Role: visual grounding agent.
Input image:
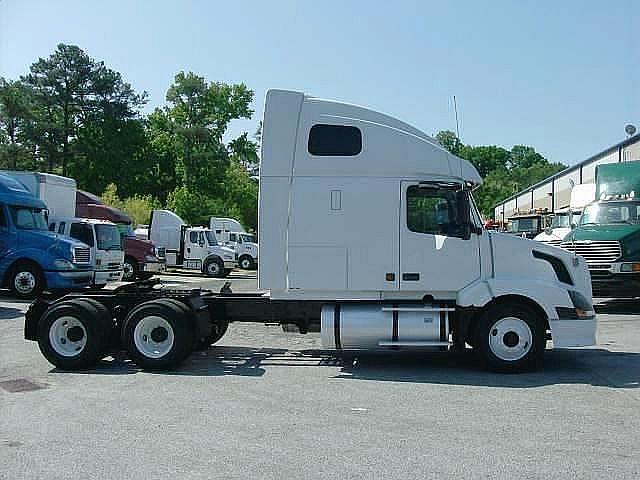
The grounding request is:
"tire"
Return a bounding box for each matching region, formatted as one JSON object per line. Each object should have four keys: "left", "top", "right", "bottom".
{"left": 238, "top": 255, "right": 255, "bottom": 270}
{"left": 203, "top": 257, "right": 225, "bottom": 278}
{"left": 474, "top": 302, "right": 545, "bottom": 373}
{"left": 122, "top": 256, "right": 137, "bottom": 281}
{"left": 9, "top": 263, "right": 44, "bottom": 299}
{"left": 197, "top": 320, "right": 229, "bottom": 349}
{"left": 71, "top": 298, "right": 114, "bottom": 356}
{"left": 122, "top": 299, "right": 194, "bottom": 370}
{"left": 37, "top": 298, "right": 111, "bottom": 370}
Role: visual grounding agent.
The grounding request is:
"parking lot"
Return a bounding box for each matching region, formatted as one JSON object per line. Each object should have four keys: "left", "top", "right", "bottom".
{"left": 1, "top": 271, "right": 639, "bottom": 480}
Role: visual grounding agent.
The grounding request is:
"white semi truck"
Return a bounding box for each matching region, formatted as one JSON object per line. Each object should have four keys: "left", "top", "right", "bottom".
{"left": 149, "top": 210, "right": 236, "bottom": 277}
{"left": 210, "top": 217, "right": 258, "bottom": 270}
{"left": 25, "top": 90, "right": 596, "bottom": 373}
{"left": 534, "top": 183, "right": 595, "bottom": 246}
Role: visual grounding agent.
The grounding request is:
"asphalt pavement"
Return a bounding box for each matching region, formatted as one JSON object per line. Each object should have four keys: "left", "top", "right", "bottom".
{"left": 1, "top": 271, "right": 639, "bottom": 479}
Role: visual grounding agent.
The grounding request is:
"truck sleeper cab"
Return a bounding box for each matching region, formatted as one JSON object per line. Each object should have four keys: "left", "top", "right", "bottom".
{"left": 0, "top": 173, "right": 93, "bottom": 298}
{"left": 25, "top": 90, "right": 596, "bottom": 373}
{"left": 49, "top": 218, "right": 124, "bottom": 288}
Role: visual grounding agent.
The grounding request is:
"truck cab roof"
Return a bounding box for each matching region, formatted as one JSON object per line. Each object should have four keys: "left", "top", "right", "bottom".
{"left": 0, "top": 173, "right": 46, "bottom": 209}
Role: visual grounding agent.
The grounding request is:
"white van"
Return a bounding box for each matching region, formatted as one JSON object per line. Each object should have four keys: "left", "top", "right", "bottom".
{"left": 49, "top": 217, "right": 125, "bottom": 287}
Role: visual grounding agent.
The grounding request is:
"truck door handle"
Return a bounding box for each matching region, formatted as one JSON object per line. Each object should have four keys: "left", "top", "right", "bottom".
{"left": 402, "top": 273, "right": 420, "bottom": 281}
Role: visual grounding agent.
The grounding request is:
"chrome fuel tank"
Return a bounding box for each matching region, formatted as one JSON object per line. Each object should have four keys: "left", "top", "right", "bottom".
{"left": 320, "top": 304, "right": 450, "bottom": 350}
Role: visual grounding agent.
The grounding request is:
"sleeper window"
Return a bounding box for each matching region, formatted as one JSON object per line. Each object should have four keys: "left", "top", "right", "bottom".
{"left": 308, "top": 124, "right": 362, "bottom": 156}
{"left": 407, "top": 186, "right": 461, "bottom": 237}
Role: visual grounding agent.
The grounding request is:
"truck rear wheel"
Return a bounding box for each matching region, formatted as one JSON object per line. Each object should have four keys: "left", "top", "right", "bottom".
{"left": 37, "top": 298, "right": 111, "bottom": 370}
{"left": 10, "top": 263, "right": 44, "bottom": 299}
{"left": 122, "top": 300, "right": 194, "bottom": 370}
{"left": 474, "top": 303, "right": 545, "bottom": 373}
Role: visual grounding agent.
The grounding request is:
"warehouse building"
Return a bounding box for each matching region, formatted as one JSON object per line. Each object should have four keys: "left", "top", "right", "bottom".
{"left": 493, "top": 133, "right": 640, "bottom": 222}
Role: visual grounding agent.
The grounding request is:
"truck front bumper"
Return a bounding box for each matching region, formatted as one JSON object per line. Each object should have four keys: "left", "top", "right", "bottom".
{"left": 94, "top": 269, "right": 124, "bottom": 286}
{"left": 44, "top": 269, "right": 94, "bottom": 290}
{"left": 590, "top": 270, "right": 640, "bottom": 298}
{"left": 141, "top": 261, "right": 166, "bottom": 273}
{"left": 549, "top": 318, "right": 597, "bottom": 347}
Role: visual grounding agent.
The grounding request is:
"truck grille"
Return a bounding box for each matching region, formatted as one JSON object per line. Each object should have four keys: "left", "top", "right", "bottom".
{"left": 74, "top": 247, "right": 91, "bottom": 264}
{"left": 542, "top": 239, "right": 563, "bottom": 247}
{"left": 107, "top": 263, "right": 121, "bottom": 270}
{"left": 559, "top": 240, "right": 622, "bottom": 265}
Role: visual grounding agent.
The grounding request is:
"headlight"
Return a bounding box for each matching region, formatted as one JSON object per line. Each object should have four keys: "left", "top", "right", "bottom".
{"left": 53, "top": 259, "right": 75, "bottom": 270}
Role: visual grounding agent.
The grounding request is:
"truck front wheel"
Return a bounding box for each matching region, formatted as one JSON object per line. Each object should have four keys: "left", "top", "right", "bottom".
{"left": 203, "top": 258, "right": 225, "bottom": 278}
{"left": 122, "top": 256, "right": 138, "bottom": 281}
{"left": 474, "top": 303, "right": 545, "bottom": 373}
{"left": 238, "top": 255, "right": 255, "bottom": 270}
{"left": 10, "top": 263, "right": 44, "bottom": 299}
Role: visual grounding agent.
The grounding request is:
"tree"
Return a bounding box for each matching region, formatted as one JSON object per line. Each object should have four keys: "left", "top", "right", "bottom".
{"left": 0, "top": 79, "right": 34, "bottom": 169}
{"left": 435, "top": 130, "right": 462, "bottom": 156}
{"left": 21, "top": 43, "right": 146, "bottom": 175}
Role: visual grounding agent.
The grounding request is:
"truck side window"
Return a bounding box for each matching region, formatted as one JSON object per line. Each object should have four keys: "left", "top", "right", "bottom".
{"left": 407, "top": 186, "right": 460, "bottom": 237}
{"left": 0, "top": 205, "right": 6, "bottom": 228}
{"left": 58, "top": 222, "right": 66, "bottom": 234}
{"left": 70, "top": 223, "right": 94, "bottom": 247}
{"left": 49, "top": 223, "right": 56, "bottom": 232}
{"left": 308, "top": 124, "right": 362, "bottom": 156}
{"left": 229, "top": 233, "right": 236, "bottom": 242}
{"left": 189, "top": 231, "right": 198, "bottom": 244}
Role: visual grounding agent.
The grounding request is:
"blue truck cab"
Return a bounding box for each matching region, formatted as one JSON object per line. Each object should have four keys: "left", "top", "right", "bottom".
{"left": 0, "top": 173, "right": 93, "bottom": 297}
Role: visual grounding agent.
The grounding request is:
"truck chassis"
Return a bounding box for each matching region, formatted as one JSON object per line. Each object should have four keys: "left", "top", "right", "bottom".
{"left": 25, "top": 280, "right": 495, "bottom": 372}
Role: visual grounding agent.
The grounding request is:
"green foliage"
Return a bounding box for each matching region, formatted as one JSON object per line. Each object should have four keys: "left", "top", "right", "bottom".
{"left": 100, "top": 183, "right": 160, "bottom": 226}
{"left": 435, "top": 131, "right": 566, "bottom": 217}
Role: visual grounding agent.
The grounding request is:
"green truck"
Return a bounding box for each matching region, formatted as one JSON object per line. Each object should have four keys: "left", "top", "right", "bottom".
{"left": 561, "top": 160, "right": 640, "bottom": 297}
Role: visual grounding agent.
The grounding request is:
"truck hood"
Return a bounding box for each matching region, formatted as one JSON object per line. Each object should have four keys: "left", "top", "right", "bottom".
{"left": 534, "top": 228, "right": 571, "bottom": 243}
{"left": 564, "top": 224, "right": 639, "bottom": 242}
{"left": 19, "top": 229, "right": 88, "bottom": 260}
{"left": 489, "top": 231, "right": 592, "bottom": 297}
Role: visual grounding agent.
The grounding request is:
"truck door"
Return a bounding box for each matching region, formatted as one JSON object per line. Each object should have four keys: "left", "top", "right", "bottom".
{"left": 183, "top": 230, "right": 206, "bottom": 269}
{"left": 400, "top": 181, "right": 481, "bottom": 292}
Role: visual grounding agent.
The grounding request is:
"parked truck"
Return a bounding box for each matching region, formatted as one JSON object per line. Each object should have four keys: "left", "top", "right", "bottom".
{"left": 506, "top": 210, "right": 548, "bottom": 239}
{"left": 1, "top": 170, "right": 76, "bottom": 219}
{"left": 25, "top": 90, "right": 596, "bottom": 373}
{"left": 535, "top": 183, "right": 595, "bottom": 246}
{"left": 76, "top": 190, "right": 165, "bottom": 281}
{"left": 561, "top": 161, "right": 640, "bottom": 296}
{"left": 210, "top": 217, "right": 258, "bottom": 270}
{"left": 49, "top": 217, "right": 124, "bottom": 288}
{"left": 0, "top": 173, "right": 93, "bottom": 297}
{"left": 149, "top": 210, "right": 236, "bottom": 277}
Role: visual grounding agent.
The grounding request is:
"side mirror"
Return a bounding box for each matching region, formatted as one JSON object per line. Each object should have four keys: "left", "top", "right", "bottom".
{"left": 571, "top": 223, "right": 577, "bottom": 230}
{"left": 456, "top": 190, "right": 472, "bottom": 240}
{"left": 544, "top": 226, "right": 553, "bottom": 235}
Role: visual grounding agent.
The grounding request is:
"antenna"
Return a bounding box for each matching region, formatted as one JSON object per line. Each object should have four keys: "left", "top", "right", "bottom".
{"left": 453, "top": 95, "right": 460, "bottom": 139}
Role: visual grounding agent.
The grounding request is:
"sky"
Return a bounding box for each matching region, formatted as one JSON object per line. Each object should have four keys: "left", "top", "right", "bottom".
{"left": 0, "top": 0, "right": 638, "bottom": 166}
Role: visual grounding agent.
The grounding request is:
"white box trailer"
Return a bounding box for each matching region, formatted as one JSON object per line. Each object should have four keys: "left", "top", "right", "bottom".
{"left": 25, "top": 90, "right": 597, "bottom": 374}
{"left": 1, "top": 171, "right": 76, "bottom": 219}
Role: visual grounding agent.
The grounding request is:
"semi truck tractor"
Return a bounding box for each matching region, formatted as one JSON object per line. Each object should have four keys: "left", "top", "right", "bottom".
{"left": 561, "top": 161, "right": 640, "bottom": 296}
{"left": 49, "top": 218, "right": 124, "bottom": 288}
{"left": 149, "top": 210, "right": 236, "bottom": 277}
{"left": 506, "top": 211, "right": 547, "bottom": 239}
{"left": 25, "top": 90, "right": 596, "bottom": 373}
{"left": 535, "top": 183, "right": 595, "bottom": 246}
{"left": 210, "top": 217, "right": 258, "bottom": 270}
{"left": 76, "top": 190, "right": 165, "bottom": 281}
{"left": 0, "top": 173, "right": 93, "bottom": 297}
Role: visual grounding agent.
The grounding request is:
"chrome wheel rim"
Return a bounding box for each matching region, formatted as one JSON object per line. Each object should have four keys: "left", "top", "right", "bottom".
{"left": 488, "top": 317, "right": 533, "bottom": 362}
{"left": 122, "top": 262, "right": 134, "bottom": 280}
{"left": 206, "top": 262, "right": 221, "bottom": 276}
{"left": 133, "top": 316, "right": 174, "bottom": 359}
{"left": 240, "top": 258, "right": 251, "bottom": 269}
{"left": 49, "top": 316, "right": 87, "bottom": 357}
{"left": 14, "top": 271, "right": 36, "bottom": 294}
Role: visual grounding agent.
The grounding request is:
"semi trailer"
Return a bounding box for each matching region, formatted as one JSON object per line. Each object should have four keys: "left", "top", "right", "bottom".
{"left": 25, "top": 90, "right": 597, "bottom": 373}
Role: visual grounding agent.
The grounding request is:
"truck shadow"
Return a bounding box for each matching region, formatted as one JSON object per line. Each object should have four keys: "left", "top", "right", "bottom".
{"left": 57, "top": 346, "right": 640, "bottom": 389}
{"left": 0, "top": 307, "right": 25, "bottom": 320}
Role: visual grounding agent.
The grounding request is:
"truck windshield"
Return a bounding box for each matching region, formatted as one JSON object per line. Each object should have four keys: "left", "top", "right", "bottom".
{"left": 95, "top": 224, "right": 123, "bottom": 250}
{"left": 115, "top": 223, "right": 135, "bottom": 238}
{"left": 551, "top": 213, "right": 570, "bottom": 228}
{"left": 509, "top": 217, "right": 539, "bottom": 233}
{"left": 9, "top": 206, "right": 48, "bottom": 231}
{"left": 205, "top": 231, "right": 218, "bottom": 246}
{"left": 580, "top": 201, "right": 640, "bottom": 225}
{"left": 239, "top": 234, "right": 256, "bottom": 243}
